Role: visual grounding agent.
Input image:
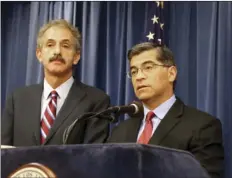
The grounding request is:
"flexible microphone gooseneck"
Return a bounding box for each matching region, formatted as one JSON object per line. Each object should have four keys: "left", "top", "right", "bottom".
{"left": 63, "top": 101, "right": 144, "bottom": 144}
{"left": 62, "top": 112, "right": 114, "bottom": 144}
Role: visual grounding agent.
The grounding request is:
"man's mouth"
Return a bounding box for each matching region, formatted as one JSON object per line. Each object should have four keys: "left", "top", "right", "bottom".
{"left": 137, "top": 85, "right": 149, "bottom": 90}
{"left": 50, "top": 58, "right": 65, "bottom": 64}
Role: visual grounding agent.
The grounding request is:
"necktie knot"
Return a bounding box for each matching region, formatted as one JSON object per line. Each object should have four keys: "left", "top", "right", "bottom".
{"left": 50, "top": 90, "right": 58, "bottom": 99}
{"left": 146, "top": 111, "right": 155, "bottom": 122}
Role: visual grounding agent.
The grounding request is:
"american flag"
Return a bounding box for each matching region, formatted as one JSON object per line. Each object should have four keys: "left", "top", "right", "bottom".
{"left": 145, "top": 1, "right": 165, "bottom": 45}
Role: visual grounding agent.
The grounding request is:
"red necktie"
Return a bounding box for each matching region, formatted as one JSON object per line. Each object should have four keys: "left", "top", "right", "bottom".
{"left": 40, "top": 90, "right": 58, "bottom": 144}
{"left": 137, "top": 111, "right": 155, "bottom": 144}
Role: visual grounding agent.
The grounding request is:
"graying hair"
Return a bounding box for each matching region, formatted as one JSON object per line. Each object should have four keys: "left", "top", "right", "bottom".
{"left": 37, "top": 19, "right": 81, "bottom": 51}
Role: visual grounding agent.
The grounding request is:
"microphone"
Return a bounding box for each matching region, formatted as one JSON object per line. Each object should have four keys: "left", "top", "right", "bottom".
{"left": 103, "top": 101, "right": 144, "bottom": 117}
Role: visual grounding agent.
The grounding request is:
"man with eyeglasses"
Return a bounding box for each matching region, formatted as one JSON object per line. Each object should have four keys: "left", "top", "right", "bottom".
{"left": 108, "top": 42, "right": 224, "bottom": 178}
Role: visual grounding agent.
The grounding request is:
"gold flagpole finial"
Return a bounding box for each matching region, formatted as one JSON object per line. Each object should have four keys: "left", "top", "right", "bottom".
{"left": 156, "top": 1, "right": 164, "bottom": 9}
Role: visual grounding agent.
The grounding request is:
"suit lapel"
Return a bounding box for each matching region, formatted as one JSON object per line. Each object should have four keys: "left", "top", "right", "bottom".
{"left": 43, "top": 81, "right": 86, "bottom": 144}
{"left": 28, "top": 84, "right": 43, "bottom": 145}
{"left": 126, "top": 116, "right": 143, "bottom": 142}
{"left": 149, "top": 98, "right": 184, "bottom": 145}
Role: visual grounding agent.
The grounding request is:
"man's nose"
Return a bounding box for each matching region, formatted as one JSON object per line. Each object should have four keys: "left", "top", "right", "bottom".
{"left": 135, "top": 69, "right": 146, "bottom": 81}
{"left": 54, "top": 45, "right": 61, "bottom": 54}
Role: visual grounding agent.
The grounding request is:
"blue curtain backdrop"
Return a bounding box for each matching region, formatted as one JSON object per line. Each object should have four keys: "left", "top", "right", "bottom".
{"left": 1, "top": 2, "right": 231, "bottom": 178}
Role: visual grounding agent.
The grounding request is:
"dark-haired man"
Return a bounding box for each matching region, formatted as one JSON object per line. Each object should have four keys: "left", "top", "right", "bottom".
{"left": 108, "top": 42, "right": 224, "bottom": 178}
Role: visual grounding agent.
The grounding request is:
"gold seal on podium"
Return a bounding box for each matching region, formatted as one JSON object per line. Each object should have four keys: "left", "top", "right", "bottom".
{"left": 8, "top": 163, "right": 56, "bottom": 178}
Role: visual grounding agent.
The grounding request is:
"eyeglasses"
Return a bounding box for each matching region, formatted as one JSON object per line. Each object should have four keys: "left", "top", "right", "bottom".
{"left": 127, "top": 62, "right": 171, "bottom": 79}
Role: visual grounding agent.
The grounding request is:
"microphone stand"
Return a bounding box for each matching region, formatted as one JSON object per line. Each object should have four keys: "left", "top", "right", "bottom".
{"left": 63, "top": 103, "right": 143, "bottom": 144}
{"left": 63, "top": 111, "right": 117, "bottom": 144}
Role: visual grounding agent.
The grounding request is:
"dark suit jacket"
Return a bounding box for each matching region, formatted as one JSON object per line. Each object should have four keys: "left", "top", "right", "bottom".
{"left": 108, "top": 98, "right": 224, "bottom": 178}
{"left": 2, "top": 80, "right": 110, "bottom": 146}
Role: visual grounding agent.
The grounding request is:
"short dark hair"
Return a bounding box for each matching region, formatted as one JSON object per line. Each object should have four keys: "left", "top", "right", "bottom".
{"left": 127, "top": 42, "right": 176, "bottom": 66}
{"left": 127, "top": 42, "right": 177, "bottom": 89}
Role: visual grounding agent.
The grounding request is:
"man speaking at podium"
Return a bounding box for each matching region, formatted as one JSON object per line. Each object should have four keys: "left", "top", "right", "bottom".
{"left": 108, "top": 42, "right": 224, "bottom": 178}
{"left": 1, "top": 19, "right": 110, "bottom": 146}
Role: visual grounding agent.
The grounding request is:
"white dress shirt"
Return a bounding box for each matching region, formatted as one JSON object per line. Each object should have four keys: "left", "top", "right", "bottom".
{"left": 40, "top": 76, "right": 74, "bottom": 119}
{"left": 137, "top": 95, "right": 177, "bottom": 141}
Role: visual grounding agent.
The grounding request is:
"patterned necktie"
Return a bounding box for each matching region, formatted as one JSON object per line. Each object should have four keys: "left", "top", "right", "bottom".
{"left": 137, "top": 111, "right": 155, "bottom": 144}
{"left": 40, "top": 90, "right": 58, "bottom": 144}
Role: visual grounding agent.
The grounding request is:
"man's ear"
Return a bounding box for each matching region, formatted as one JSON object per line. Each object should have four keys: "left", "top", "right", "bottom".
{"left": 36, "top": 48, "right": 42, "bottom": 63}
{"left": 168, "top": 66, "right": 177, "bottom": 82}
{"left": 73, "top": 51, "right": 81, "bottom": 65}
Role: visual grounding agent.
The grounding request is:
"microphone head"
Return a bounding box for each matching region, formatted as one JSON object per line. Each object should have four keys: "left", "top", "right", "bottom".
{"left": 128, "top": 101, "right": 144, "bottom": 118}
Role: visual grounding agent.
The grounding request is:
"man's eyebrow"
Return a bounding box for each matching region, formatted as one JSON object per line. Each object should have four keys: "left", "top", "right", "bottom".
{"left": 130, "top": 60, "right": 155, "bottom": 69}
{"left": 61, "top": 39, "right": 71, "bottom": 43}
{"left": 142, "top": 60, "right": 155, "bottom": 65}
{"left": 46, "top": 39, "right": 71, "bottom": 43}
{"left": 46, "top": 39, "right": 55, "bottom": 42}
{"left": 130, "top": 65, "right": 137, "bottom": 70}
